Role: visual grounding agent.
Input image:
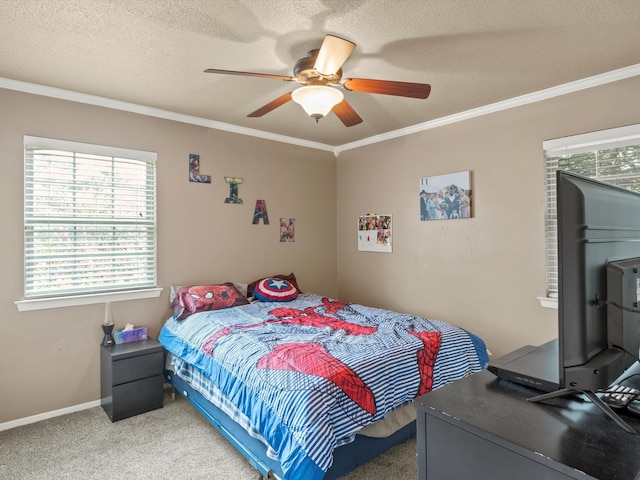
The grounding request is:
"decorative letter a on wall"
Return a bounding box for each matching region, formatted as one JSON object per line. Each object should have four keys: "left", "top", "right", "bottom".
{"left": 252, "top": 199, "right": 269, "bottom": 225}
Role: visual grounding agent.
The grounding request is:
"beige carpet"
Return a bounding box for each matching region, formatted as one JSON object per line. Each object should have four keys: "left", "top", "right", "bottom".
{"left": 0, "top": 391, "right": 417, "bottom": 480}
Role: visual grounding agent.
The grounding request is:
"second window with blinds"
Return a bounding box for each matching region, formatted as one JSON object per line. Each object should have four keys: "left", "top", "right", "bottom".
{"left": 543, "top": 124, "right": 640, "bottom": 301}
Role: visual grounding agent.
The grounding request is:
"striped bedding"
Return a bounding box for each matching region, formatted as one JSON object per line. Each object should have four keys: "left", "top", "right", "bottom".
{"left": 159, "top": 293, "right": 488, "bottom": 480}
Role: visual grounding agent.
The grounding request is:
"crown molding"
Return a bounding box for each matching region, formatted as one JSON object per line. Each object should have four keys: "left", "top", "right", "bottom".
{"left": 333, "top": 63, "right": 640, "bottom": 156}
{"left": 0, "top": 77, "right": 335, "bottom": 153}
{"left": 2, "top": 63, "right": 640, "bottom": 157}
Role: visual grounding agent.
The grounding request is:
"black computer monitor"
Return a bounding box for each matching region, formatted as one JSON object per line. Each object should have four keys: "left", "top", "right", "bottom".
{"left": 556, "top": 170, "right": 640, "bottom": 393}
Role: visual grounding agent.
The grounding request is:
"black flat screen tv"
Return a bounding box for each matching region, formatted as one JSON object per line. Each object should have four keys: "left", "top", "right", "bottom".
{"left": 529, "top": 171, "right": 640, "bottom": 432}
{"left": 556, "top": 170, "right": 640, "bottom": 394}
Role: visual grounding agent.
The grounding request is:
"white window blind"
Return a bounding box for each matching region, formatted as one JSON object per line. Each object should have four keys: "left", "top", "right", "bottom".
{"left": 543, "top": 124, "right": 640, "bottom": 298}
{"left": 24, "top": 136, "right": 157, "bottom": 299}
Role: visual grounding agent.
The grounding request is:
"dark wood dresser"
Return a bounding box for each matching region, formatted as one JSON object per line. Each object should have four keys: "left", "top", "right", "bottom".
{"left": 414, "top": 368, "right": 640, "bottom": 479}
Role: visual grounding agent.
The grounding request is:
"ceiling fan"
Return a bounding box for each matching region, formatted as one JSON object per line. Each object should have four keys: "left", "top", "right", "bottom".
{"left": 204, "top": 34, "right": 431, "bottom": 127}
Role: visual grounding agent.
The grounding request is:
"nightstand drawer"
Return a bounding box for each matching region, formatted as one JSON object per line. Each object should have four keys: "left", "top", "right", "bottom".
{"left": 108, "top": 374, "right": 164, "bottom": 422}
{"left": 112, "top": 351, "right": 162, "bottom": 385}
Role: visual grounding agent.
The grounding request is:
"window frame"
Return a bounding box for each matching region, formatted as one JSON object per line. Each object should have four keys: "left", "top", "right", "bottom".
{"left": 541, "top": 124, "right": 640, "bottom": 308}
{"left": 16, "top": 136, "right": 161, "bottom": 312}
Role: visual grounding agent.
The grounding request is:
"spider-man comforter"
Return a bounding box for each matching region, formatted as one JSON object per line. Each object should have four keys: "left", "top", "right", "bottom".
{"left": 159, "top": 293, "right": 488, "bottom": 480}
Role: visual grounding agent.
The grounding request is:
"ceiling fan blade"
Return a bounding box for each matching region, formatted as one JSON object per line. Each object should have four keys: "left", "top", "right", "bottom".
{"left": 332, "top": 99, "right": 363, "bottom": 127}
{"left": 247, "top": 92, "right": 293, "bottom": 117}
{"left": 204, "top": 68, "right": 295, "bottom": 82}
{"left": 314, "top": 34, "right": 356, "bottom": 76}
{"left": 343, "top": 78, "right": 431, "bottom": 99}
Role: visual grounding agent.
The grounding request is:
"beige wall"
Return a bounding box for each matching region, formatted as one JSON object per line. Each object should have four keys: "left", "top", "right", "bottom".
{"left": 336, "top": 75, "right": 640, "bottom": 359}
{"left": 2, "top": 74, "right": 640, "bottom": 425}
{"left": 0, "top": 89, "right": 337, "bottom": 423}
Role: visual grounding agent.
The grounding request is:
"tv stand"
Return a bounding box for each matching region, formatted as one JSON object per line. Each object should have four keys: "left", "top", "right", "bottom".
{"left": 414, "top": 369, "right": 640, "bottom": 479}
{"left": 528, "top": 388, "right": 636, "bottom": 434}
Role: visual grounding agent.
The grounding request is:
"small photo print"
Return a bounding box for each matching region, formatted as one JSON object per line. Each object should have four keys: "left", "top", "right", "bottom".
{"left": 280, "top": 218, "right": 295, "bottom": 242}
{"left": 419, "top": 171, "right": 472, "bottom": 221}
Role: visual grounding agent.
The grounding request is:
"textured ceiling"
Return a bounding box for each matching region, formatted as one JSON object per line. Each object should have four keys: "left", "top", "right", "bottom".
{"left": 1, "top": 0, "right": 640, "bottom": 147}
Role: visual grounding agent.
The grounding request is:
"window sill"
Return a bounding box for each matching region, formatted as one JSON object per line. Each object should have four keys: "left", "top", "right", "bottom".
{"left": 15, "top": 288, "right": 163, "bottom": 312}
{"left": 538, "top": 296, "right": 558, "bottom": 309}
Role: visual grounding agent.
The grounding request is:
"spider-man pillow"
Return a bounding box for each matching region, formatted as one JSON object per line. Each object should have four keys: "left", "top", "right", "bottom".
{"left": 172, "top": 282, "right": 249, "bottom": 320}
{"left": 253, "top": 277, "right": 299, "bottom": 302}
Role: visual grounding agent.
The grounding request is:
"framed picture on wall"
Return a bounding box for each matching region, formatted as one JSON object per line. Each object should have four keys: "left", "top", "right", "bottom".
{"left": 358, "top": 214, "right": 392, "bottom": 253}
{"left": 419, "top": 171, "right": 472, "bottom": 221}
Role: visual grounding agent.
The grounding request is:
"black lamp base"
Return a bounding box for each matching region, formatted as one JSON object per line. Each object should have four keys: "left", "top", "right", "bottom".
{"left": 102, "top": 324, "right": 115, "bottom": 347}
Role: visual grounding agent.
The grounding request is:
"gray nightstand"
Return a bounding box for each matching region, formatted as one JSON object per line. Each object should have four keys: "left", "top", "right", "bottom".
{"left": 100, "top": 338, "right": 164, "bottom": 422}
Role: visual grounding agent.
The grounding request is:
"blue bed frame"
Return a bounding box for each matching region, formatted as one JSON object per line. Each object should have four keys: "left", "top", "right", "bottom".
{"left": 164, "top": 367, "right": 416, "bottom": 479}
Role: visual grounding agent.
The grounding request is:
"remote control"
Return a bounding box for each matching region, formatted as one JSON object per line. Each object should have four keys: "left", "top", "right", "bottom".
{"left": 600, "top": 384, "right": 640, "bottom": 407}
{"left": 628, "top": 400, "right": 640, "bottom": 416}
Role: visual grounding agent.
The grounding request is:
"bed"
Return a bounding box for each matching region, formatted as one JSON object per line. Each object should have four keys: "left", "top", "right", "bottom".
{"left": 158, "top": 278, "right": 489, "bottom": 480}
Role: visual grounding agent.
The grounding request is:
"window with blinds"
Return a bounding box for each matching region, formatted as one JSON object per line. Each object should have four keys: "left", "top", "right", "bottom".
{"left": 24, "top": 136, "right": 157, "bottom": 299}
{"left": 543, "top": 124, "right": 640, "bottom": 298}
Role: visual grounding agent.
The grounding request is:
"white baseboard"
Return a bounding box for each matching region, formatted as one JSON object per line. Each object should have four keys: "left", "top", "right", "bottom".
{"left": 0, "top": 400, "right": 101, "bottom": 432}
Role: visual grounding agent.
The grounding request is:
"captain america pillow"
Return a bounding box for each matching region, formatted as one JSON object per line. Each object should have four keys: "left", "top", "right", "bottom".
{"left": 253, "top": 277, "right": 299, "bottom": 302}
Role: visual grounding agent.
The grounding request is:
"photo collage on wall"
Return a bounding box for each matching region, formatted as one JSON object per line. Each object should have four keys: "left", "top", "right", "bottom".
{"left": 357, "top": 214, "right": 392, "bottom": 253}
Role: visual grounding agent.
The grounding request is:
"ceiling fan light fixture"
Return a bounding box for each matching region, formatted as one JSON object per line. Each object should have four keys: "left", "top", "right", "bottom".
{"left": 314, "top": 34, "right": 356, "bottom": 76}
{"left": 291, "top": 85, "right": 344, "bottom": 121}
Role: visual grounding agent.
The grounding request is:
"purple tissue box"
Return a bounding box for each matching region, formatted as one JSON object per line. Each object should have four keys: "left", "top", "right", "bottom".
{"left": 114, "top": 327, "right": 148, "bottom": 344}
